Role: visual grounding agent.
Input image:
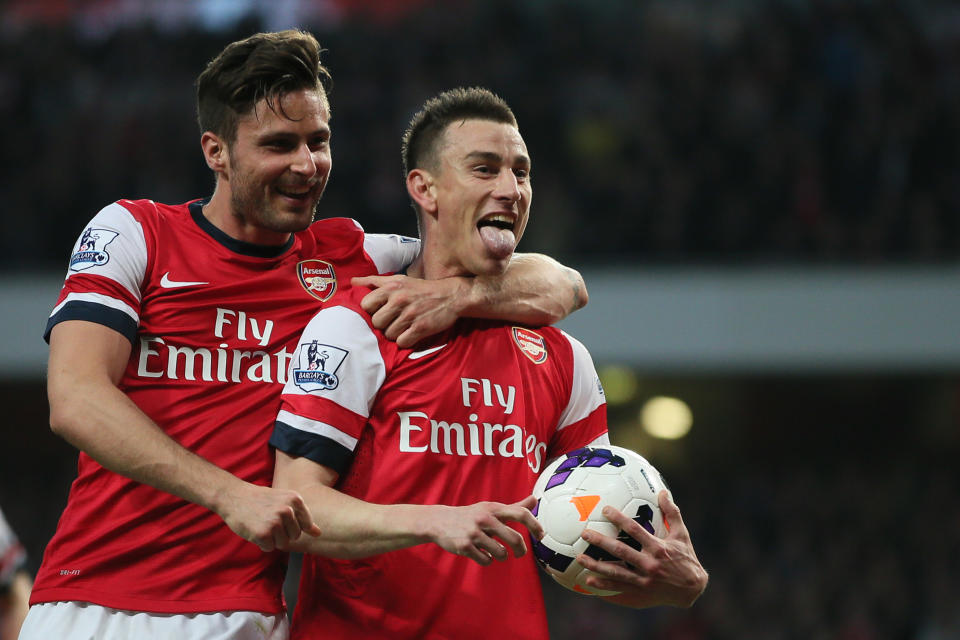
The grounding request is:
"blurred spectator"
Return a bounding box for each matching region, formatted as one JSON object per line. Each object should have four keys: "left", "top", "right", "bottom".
{"left": 0, "top": 506, "right": 31, "bottom": 640}
{"left": 2, "top": 0, "right": 959, "bottom": 270}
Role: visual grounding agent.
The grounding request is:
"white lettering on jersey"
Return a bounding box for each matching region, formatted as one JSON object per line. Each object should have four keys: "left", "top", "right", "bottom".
{"left": 136, "top": 336, "right": 294, "bottom": 385}
{"left": 214, "top": 308, "right": 274, "bottom": 346}
{"left": 397, "top": 410, "right": 548, "bottom": 473}
{"left": 459, "top": 378, "right": 516, "bottom": 414}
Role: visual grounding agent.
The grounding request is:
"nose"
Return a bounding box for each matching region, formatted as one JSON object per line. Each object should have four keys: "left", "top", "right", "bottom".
{"left": 290, "top": 143, "right": 318, "bottom": 177}
{"left": 493, "top": 169, "right": 521, "bottom": 204}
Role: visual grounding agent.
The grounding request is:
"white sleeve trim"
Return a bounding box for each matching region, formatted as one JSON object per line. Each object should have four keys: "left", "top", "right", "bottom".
{"left": 363, "top": 233, "right": 421, "bottom": 274}
{"left": 586, "top": 433, "right": 610, "bottom": 447}
{"left": 65, "top": 202, "right": 148, "bottom": 303}
{"left": 276, "top": 409, "right": 359, "bottom": 451}
{"left": 282, "top": 305, "right": 386, "bottom": 417}
{"left": 557, "top": 331, "right": 606, "bottom": 430}
{"left": 50, "top": 291, "right": 139, "bottom": 323}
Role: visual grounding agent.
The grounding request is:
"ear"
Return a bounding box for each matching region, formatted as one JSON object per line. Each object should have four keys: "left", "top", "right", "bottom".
{"left": 406, "top": 169, "right": 438, "bottom": 217}
{"left": 201, "top": 132, "right": 228, "bottom": 174}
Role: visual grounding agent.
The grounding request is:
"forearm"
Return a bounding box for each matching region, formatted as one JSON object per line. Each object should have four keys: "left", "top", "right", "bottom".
{"left": 464, "top": 253, "right": 588, "bottom": 325}
{"left": 48, "top": 374, "right": 244, "bottom": 516}
{"left": 287, "top": 483, "right": 430, "bottom": 558}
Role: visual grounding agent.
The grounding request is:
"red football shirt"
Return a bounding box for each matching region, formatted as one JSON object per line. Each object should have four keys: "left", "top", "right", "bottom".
{"left": 272, "top": 287, "right": 608, "bottom": 640}
{"left": 32, "top": 199, "right": 418, "bottom": 614}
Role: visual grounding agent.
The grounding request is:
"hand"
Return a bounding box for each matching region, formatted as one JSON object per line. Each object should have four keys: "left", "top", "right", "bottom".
{"left": 425, "top": 495, "right": 544, "bottom": 566}
{"left": 352, "top": 275, "right": 471, "bottom": 348}
{"left": 218, "top": 483, "right": 322, "bottom": 552}
{"left": 577, "top": 490, "right": 708, "bottom": 608}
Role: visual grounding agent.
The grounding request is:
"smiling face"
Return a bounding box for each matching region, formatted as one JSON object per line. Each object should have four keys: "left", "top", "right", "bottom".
{"left": 417, "top": 119, "right": 531, "bottom": 278}
{"left": 203, "top": 88, "right": 332, "bottom": 245}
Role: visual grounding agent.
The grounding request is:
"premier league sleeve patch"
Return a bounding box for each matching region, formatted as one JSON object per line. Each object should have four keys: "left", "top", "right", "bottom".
{"left": 69, "top": 227, "right": 120, "bottom": 272}
{"left": 293, "top": 340, "right": 349, "bottom": 391}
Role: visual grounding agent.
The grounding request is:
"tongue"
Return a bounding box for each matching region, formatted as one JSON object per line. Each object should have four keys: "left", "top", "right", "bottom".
{"left": 479, "top": 226, "right": 516, "bottom": 259}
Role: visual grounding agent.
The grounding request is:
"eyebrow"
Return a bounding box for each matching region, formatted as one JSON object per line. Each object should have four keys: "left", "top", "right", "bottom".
{"left": 464, "top": 150, "right": 531, "bottom": 167}
{"left": 256, "top": 126, "right": 330, "bottom": 142}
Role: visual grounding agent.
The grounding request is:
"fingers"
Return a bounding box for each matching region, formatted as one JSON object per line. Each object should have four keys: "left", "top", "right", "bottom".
{"left": 602, "top": 505, "right": 658, "bottom": 547}
{"left": 577, "top": 548, "right": 648, "bottom": 586}
{"left": 443, "top": 500, "right": 544, "bottom": 565}
{"left": 395, "top": 324, "right": 429, "bottom": 349}
{"left": 291, "top": 494, "right": 323, "bottom": 538}
{"left": 658, "top": 490, "right": 687, "bottom": 538}
{"left": 370, "top": 299, "right": 404, "bottom": 332}
{"left": 359, "top": 286, "right": 390, "bottom": 315}
{"left": 352, "top": 274, "right": 398, "bottom": 291}
{"left": 509, "top": 496, "right": 544, "bottom": 541}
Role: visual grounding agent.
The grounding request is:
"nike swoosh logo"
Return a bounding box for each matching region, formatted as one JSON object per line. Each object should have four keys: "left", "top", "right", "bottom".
{"left": 407, "top": 344, "right": 447, "bottom": 360}
{"left": 160, "top": 272, "right": 209, "bottom": 288}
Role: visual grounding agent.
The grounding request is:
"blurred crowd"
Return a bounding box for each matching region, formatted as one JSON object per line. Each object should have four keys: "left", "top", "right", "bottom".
{"left": 2, "top": 0, "right": 959, "bottom": 271}
{"left": 542, "top": 458, "right": 960, "bottom": 640}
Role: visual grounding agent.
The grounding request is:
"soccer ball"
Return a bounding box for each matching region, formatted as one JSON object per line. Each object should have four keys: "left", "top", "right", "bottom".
{"left": 530, "top": 445, "right": 669, "bottom": 596}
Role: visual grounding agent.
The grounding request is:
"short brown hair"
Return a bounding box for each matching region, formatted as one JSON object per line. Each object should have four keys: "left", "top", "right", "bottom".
{"left": 196, "top": 30, "right": 332, "bottom": 144}
{"left": 401, "top": 87, "right": 517, "bottom": 177}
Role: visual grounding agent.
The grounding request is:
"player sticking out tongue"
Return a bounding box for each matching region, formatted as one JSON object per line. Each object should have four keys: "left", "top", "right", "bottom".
{"left": 478, "top": 214, "right": 516, "bottom": 259}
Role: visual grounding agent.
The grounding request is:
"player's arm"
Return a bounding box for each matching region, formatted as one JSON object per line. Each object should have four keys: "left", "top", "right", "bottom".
{"left": 46, "top": 320, "right": 320, "bottom": 551}
{"left": 576, "top": 490, "right": 708, "bottom": 609}
{"left": 273, "top": 450, "right": 543, "bottom": 565}
{"left": 352, "top": 252, "right": 587, "bottom": 348}
{"left": 0, "top": 570, "right": 31, "bottom": 640}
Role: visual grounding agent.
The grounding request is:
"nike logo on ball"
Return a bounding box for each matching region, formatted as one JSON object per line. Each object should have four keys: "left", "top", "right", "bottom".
{"left": 407, "top": 344, "right": 447, "bottom": 360}
{"left": 160, "top": 272, "right": 209, "bottom": 288}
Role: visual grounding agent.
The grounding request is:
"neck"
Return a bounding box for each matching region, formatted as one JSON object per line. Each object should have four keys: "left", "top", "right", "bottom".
{"left": 202, "top": 189, "right": 291, "bottom": 246}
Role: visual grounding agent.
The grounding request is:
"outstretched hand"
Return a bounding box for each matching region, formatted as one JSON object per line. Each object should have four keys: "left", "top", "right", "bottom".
{"left": 353, "top": 275, "right": 470, "bottom": 348}
{"left": 577, "top": 490, "right": 708, "bottom": 608}
{"left": 219, "top": 483, "right": 322, "bottom": 552}
{"left": 427, "top": 495, "right": 543, "bottom": 566}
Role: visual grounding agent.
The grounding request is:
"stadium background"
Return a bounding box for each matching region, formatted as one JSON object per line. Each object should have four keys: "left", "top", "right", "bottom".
{"left": 1, "top": 0, "right": 959, "bottom": 637}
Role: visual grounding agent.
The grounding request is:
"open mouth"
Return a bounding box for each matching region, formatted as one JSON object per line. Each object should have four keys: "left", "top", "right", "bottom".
{"left": 477, "top": 213, "right": 517, "bottom": 259}
{"left": 477, "top": 213, "right": 515, "bottom": 232}
{"left": 276, "top": 185, "right": 313, "bottom": 201}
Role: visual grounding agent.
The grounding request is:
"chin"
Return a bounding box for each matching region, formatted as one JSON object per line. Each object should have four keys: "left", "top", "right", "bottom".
{"left": 473, "top": 258, "right": 511, "bottom": 277}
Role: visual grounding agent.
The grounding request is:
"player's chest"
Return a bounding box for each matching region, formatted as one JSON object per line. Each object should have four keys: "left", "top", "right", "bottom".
{"left": 370, "top": 327, "right": 569, "bottom": 459}
{"left": 137, "top": 250, "right": 372, "bottom": 351}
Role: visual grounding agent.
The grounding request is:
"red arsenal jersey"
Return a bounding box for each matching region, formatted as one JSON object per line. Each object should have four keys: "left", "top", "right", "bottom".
{"left": 272, "top": 287, "right": 608, "bottom": 640}
{"left": 33, "top": 199, "right": 418, "bottom": 614}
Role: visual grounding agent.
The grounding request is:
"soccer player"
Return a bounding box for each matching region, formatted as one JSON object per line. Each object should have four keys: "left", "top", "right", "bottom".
{"left": 271, "top": 87, "right": 708, "bottom": 640}
{"left": 0, "top": 506, "right": 31, "bottom": 640}
{"left": 22, "top": 33, "right": 587, "bottom": 640}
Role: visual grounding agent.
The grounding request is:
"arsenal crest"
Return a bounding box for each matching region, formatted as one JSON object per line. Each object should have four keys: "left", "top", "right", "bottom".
{"left": 298, "top": 259, "right": 337, "bottom": 301}
{"left": 512, "top": 327, "right": 548, "bottom": 364}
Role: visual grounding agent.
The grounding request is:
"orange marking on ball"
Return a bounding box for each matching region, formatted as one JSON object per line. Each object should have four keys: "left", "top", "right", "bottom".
{"left": 569, "top": 495, "right": 601, "bottom": 521}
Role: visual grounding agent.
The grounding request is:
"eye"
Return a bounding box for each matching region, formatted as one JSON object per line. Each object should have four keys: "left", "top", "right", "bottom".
{"left": 513, "top": 168, "right": 529, "bottom": 180}
{"left": 264, "top": 139, "right": 294, "bottom": 151}
{"left": 473, "top": 165, "right": 495, "bottom": 175}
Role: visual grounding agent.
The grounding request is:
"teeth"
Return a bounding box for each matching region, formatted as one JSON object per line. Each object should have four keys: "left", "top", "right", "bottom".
{"left": 480, "top": 214, "right": 515, "bottom": 229}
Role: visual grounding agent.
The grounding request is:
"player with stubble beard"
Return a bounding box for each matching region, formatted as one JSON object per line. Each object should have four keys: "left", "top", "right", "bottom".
{"left": 22, "top": 33, "right": 588, "bottom": 640}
